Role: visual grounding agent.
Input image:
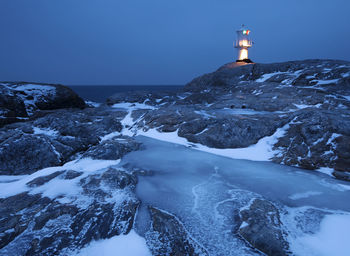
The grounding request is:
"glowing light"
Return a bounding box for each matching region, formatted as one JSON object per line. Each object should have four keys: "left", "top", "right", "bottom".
{"left": 238, "top": 40, "right": 252, "bottom": 47}
{"left": 238, "top": 49, "right": 248, "bottom": 60}
{"left": 243, "top": 30, "right": 247, "bottom": 35}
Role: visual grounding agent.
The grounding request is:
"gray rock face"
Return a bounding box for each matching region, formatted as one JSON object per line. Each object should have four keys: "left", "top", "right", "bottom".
{"left": 146, "top": 207, "right": 209, "bottom": 256}
{"left": 0, "top": 82, "right": 85, "bottom": 127}
{"left": 0, "top": 167, "right": 139, "bottom": 256}
{"left": 0, "top": 108, "right": 127, "bottom": 175}
{"left": 272, "top": 109, "right": 350, "bottom": 172}
{"left": 238, "top": 199, "right": 290, "bottom": 256}
{"left": 83, "top": 136, "right": 141, "bottom": 160}
{"left": 0, "top": 134, "right": 62, "bottom": 175}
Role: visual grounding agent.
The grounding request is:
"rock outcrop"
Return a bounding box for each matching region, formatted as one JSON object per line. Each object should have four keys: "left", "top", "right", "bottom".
{"left": 0, "top": 167, "right": 139, "bottom": 256}
{"left": 238, "top": 199, "right": 290, "bottom": 256}
{"left": 0, "top": 82, "right": 85, "bottom": 127}
{"left": 107, "top": 59, "right": 350, "bottom": 180}
{"left": 146, "top": 207, "right": 209, "bottom": 256}
{"left": 1, "top": 59, "right": 350, "bottom": 255}
{"left": 0, "top": 108, "right": 128, "bottom": 175}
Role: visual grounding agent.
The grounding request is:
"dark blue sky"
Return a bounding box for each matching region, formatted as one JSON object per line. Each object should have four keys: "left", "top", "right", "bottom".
{"left": 1, "top": 0, "right": 349, "bottom": 85}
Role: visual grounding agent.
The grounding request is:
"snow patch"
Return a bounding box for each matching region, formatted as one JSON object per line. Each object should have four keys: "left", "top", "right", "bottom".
{"left": 342, "top": 95, "right": 350, "bottom": 101}
{"left": 256, "top": 72, "right": 286, "bottom": 83}
{"left": 327, "top": 133, "right": 341, "bottom": 145}
{"left": 194, "top": 110, "right": 216, "bottom": 118}
{"left": 291, "top": 214, "right": 350, "bottom": 256}
{"left": 293, "top": 103, "right": 322, "bottom": 109}
{"left": 75, "top": 230, "right": 151, "bottom": 256}
{"left": 100, "top": 132, "right": 121, "bottom": 142}
{"left": 0, "top": 158, "right": 120, "bottom": 198}
{"left": 239, "top": 221, "right": 249, "bottom": 229}
{"left": 288, "top": 191, "right": 323, "bottom": 200}
{"left": 317, "top": 167, "right": 334, "bottom": 177}
{"left": 86, "top": 101, "right": 101, "bottom": 107}
{"left": 33, "top": 127, "right": 59, "bottom": 137}
{"left": 312, "top": 79, "right": 340, "bottom": 85}
{"left": 13, "top": 84, "right": 54, "bottom": 91}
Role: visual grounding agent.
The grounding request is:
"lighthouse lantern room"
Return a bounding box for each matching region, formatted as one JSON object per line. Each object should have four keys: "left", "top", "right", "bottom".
{"left": 234, "top": 25, "right": 253, "bottom": 63}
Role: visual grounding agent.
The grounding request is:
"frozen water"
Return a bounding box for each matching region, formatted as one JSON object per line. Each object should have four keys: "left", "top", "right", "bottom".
{"left": 120, "top": 136, "right": 350, "bottom": 256}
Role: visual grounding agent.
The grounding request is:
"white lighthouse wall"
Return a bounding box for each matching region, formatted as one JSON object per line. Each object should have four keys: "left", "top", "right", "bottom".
{"left": 238, "top": 48, "right": 248, "bottom": 60}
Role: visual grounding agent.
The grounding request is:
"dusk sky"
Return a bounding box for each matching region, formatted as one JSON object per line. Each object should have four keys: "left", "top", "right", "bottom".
{"left": 1, "top": 0, "right": 349, "bottom": 85}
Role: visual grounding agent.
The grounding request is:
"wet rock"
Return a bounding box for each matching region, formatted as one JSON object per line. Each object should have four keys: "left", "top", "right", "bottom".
{"left": 146, "top": 207, "right": 209, "bottom": 256}
{"left": 238, "top": 199, "right": 289, "bottom": 256}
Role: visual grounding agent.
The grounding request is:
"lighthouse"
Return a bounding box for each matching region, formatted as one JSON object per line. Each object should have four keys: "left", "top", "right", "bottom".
{"left": 234, "top": 25, "right": 253, "bottom": 63}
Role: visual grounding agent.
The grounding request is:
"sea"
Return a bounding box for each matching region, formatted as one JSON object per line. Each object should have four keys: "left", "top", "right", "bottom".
{"left": 68, "top": 85, "right": 183, "bottom": 103}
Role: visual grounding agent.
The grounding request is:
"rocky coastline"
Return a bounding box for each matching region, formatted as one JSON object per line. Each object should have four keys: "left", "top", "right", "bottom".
{"left": 1, "top": 59, "right": 350, "bottom": 255}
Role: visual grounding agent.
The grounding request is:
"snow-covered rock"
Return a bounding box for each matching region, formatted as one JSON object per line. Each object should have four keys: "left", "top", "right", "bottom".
{"left": 0, "top": 82, "right": 85, "bottom": 127}
{"left": 0, "top": 161, "right": 139, "bottom": 255}
{"left": 1, "top": 59, "right": 350, "bottom": 255}
{"left": 238, "top": 199, "right": 290, "bottom": 256}
{"left": 113, "top": 59, "right": 350, "bottom": 180}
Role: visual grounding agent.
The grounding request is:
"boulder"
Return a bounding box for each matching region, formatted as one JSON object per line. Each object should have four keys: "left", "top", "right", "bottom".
{"left": 238, "top": 199, "right": 290, "bottom": 256}
{"left": 83, "top": 136, "right": 140, "bottom": 160}
{"left": 0, "top": 134, "right": 61, "bottom": 175}
{"left": 0, "top": 82, "right": 85, "bottom": 127}
{"left": 146, "top": 207, "right": 209, "bottom": 256}
{"left": 0, "top": 108, "right": 126, "bottom": 175}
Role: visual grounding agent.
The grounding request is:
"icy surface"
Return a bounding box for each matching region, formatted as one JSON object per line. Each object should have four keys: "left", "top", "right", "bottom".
{"left": 75, "top": 230, "right": 151, "bottom": 256}
{"left": 120, "top": 136, "right": 350, "bottom": 256}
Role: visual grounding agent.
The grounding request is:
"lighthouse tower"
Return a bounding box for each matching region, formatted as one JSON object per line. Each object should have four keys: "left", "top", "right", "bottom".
{"left": 234, "top": 25, "right": 253, "bottom": 63}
